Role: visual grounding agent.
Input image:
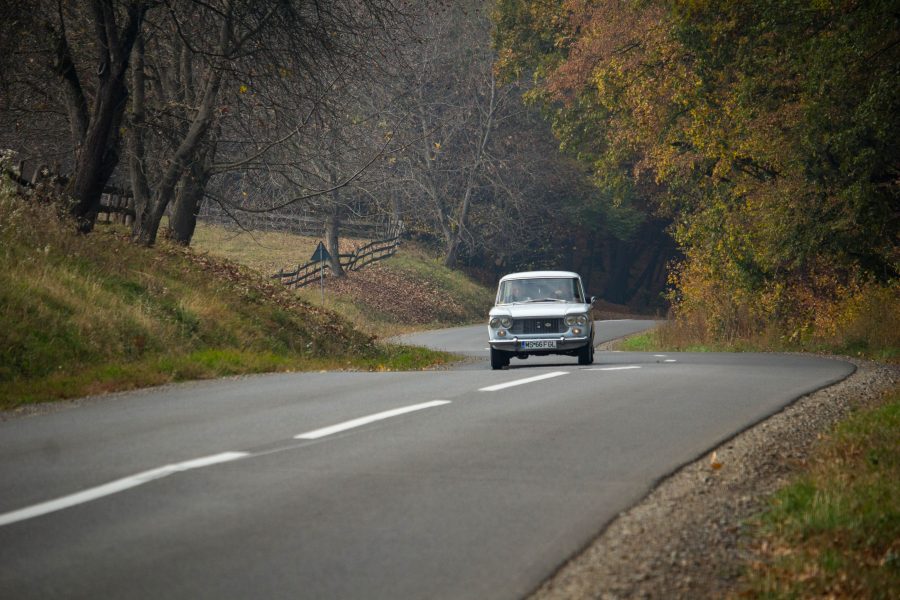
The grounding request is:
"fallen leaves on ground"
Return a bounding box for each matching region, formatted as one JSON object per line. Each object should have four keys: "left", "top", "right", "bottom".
{"left": 323, "top": 264, "right": 470, "bottom": 325}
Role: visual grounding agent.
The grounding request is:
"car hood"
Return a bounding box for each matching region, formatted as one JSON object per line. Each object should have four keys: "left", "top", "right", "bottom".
{"left": 489, "top": 303, "right": 591, "bottom": 318}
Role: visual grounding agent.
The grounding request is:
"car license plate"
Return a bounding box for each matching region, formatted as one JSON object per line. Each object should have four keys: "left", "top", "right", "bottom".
{"left": 521, "top": 340, "right": 557, "bottom": 350}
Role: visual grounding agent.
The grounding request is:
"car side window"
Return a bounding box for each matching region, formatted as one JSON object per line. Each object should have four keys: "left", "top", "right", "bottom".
{"left": 572, "top": 279, "right": 584, "bottom": 303}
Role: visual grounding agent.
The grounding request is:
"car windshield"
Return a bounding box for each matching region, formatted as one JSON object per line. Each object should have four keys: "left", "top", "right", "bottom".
{"left": 497, "top": 278, "right": 584, "bottom": 304}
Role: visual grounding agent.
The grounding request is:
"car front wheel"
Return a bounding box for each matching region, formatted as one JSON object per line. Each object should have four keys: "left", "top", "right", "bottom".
{"left": 490, "top": 347, "right": 510, "bottom": 370}
{"left": 577, "top": 342, "right": 594, "bottom": 365}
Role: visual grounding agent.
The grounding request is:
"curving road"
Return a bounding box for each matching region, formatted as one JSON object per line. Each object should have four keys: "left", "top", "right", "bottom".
{"left": 393, "top": 318, "right": 660, "bottom": 361}
{"left": 0, "top": 320, "right": 853, "bottom": 599}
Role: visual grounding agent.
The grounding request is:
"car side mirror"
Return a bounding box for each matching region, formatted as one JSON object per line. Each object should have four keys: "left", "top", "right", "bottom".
{"left": 590, "top": 296, "right": 597, "bottom": 305}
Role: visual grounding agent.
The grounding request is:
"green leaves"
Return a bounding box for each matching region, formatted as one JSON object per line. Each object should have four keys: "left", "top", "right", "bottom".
{"left": 494, "top": 0, "right": 899, "bottom": 341}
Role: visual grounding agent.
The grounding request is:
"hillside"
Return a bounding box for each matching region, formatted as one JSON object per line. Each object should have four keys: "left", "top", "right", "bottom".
{"left": 191, "top": 222, "right": 496, "bottom": 337}
{"left": 0, "top": 189, "right": 452, "bottom": 410}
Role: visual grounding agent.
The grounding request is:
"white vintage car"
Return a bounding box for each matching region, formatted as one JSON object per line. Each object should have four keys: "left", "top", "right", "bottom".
{"left": 487, "top": 271, "right": 596, "bottom": 369}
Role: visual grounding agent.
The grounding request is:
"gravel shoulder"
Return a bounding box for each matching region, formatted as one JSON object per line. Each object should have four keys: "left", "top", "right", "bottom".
{"left": 530, "top": 356, "right": 900, "bottom": 600}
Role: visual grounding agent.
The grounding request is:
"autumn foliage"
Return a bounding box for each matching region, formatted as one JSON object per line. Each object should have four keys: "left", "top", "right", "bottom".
{"left": 494, "top": 0, "right": 899, "bottom": 355}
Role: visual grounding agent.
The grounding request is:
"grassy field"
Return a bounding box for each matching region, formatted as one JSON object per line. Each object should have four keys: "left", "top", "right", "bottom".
{"left": 0, "top": 189, "right": 453, "bottom": 410}
{"left": 735, "top": 387, "right": 900, "bottom": 598}
{"left": 191, "top": 221, "right": 495, "bottom": 338}
{"left": 190, "top": 223, "right": 368, "bottom": 277}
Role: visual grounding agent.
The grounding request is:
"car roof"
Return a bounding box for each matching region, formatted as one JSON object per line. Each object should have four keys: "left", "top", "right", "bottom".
{"left": 498, "top": 271, "right": 581, "bottom": 282}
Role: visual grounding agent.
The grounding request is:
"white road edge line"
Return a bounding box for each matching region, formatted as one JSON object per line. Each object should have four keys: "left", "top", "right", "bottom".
{"left": 587, "top": 366, "right": 643, "bottom": 371}
{"left": 295, "top": 400, "right": 452, "bottom": 440}
{"left": 479, "top": 371, "right": 568, "bottom": 392}
{"left": 0, "top": 451, "right": 249, "bottom": 528}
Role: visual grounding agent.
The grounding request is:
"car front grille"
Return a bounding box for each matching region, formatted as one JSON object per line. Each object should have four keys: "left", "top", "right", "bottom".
{"left": 510, "top": 318, "right": 565, "bottom": 334}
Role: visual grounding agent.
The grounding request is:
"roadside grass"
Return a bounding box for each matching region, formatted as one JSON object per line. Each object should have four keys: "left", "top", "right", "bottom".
{"left": 192, "top": 221, "right": 495, "bottom": 338}
{"left": 734, "top": 386, "right": 900, "bottom": 599}
{"left": 618, "top": 327, "right": 756, "bottom": 353}
{"left": 1, "top": 346, "right": 445, "bottom": 407}
{"left": 0, "top": 190, "right": 452, "bottom": 410}
{"left": 616, "top": 332, "right": 658, "bottom": 352}
{"left": 617, "top": 320, "right": 899, "bottom": 362}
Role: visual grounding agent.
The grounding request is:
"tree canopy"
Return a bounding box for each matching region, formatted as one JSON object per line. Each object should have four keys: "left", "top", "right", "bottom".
{"left": 494, "top": 0, "right": 899, "bottom": 339}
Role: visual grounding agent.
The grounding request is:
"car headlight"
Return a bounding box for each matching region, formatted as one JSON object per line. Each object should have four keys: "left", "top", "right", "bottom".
{"left": 566, "top": 314, "right": 589, "bottom": 327}
{"left": 490, "top": 317, "right": 500, "bottom": 328}
{"left": 500, "top": 316, "right": 512, "bottom": 328}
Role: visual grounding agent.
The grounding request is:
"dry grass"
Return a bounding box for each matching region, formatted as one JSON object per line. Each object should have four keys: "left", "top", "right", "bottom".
{"left": 0, "top": 191, "right": 452, "bottom": 409}
{"left": 620, "top": 284, "right": 900, "bottom": 362}
{"left": 191, "top": 221, "right": 494, "bottom": 338}
{"left": 655, "top": 256, "right": 900, "bottom": 361}
{"left": 190, "top": 222, "right": 369, "bottom": 276}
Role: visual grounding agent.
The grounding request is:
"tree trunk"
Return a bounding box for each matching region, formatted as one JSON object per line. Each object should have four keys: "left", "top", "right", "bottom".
{"left": 48, "top": 22, "right": 89, "bottom": 152}
{"left": 168, "top": 159, "right": 210, "bottom": 245}
{"left": 442, "top": 184, "right": 474, "bottom": 269}
{"left": 68, "top": 1, "right": 146, "bottom": 233}
{"left": 390, "top": 188, "right": 401, "bottom": 223}
{"left": 325, "top": 208, "right": 345, "bottom": 277}
{"left": 441, "top": 73, "right": 497, "bottom": 268}
{"left": 133, "top": 6, "right": 229, "bottom": 246}
{"left": 133, "top": 71, "right": 223, "bottom": 246}
{"left": 444, "top": 235, "right": 462, "bottom": 269}
{"left": 127, "top": 29, "right": 151, "bottom": 233}
{"left": 69, "top": 108, "right": 123, "bottom": 232}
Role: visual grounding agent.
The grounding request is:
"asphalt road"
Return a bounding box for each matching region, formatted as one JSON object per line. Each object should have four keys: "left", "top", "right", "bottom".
{"left": 0, "top": 320, "right": 854, "bottom": 599}
{"left": 393, "top": 319, "right": 660, "bottom": 364}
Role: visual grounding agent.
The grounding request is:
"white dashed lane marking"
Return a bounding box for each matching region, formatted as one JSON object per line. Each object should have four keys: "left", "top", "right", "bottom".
{"left": 295, "top": 400, "right": 452, "bottom": 440}
{"left": 479, "top": 371, "right": 568, "bottom": 392}
{"left": 1, "top": 400, "right": 458, "bottom": 527}
{"left": 587, "top": 366, "right": 642, "bottom": 371}
{"left": 0, "top": 452, "right": 249, "bottom": 528}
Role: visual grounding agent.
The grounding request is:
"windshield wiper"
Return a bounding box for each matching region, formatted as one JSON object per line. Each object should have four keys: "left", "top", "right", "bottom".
{"left": 523, "top": 298, "right": 568, "bottom": 303}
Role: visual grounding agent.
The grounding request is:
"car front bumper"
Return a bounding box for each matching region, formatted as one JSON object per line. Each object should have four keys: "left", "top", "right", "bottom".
{"left": 488, "top": 335, "right": 591, "bottom": 352}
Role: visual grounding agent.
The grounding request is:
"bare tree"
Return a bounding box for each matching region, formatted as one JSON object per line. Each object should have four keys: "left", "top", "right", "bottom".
{"left": 131, "top": 0, "right": 413, "bottom": 246}
{"left": 383, "top": 1, "right": 520, "bottom": 267}
{"left": 1, "top": 1, "right": 148, "bottom": 230}
{"left": 1, "top": 0, "right": 413, "bottom": 242}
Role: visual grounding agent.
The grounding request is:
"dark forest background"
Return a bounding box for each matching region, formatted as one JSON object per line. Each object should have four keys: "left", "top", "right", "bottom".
{"left": 2, "top": 0, "right": 897, "bottom": 335}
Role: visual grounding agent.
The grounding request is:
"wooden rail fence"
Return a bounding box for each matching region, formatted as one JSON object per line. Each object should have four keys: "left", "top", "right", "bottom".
{"left": 272, "top": 221, "right": 404, "bottom": 289}
{"left": 198, "top": 208, "right": 394, "bottom": 239}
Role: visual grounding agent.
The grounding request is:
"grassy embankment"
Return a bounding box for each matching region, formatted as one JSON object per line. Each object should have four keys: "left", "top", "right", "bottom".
{"left": 191, "top": 221, "right": 495, "bottom": 338}
{"left": 0, "top": 189, "right": 458, "bottom": 410}
{"left": 735, "top": 387, "right": 900, "bottom": 598}
{"left": 618, "top": 304, "right": 899, "bottom": 362}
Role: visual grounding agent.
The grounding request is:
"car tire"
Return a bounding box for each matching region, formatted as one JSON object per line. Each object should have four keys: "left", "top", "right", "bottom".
{"left": 490, "top": 347, "right": 510, "bottom": 370}
{"left": 577, "top": 342, "right": 594, "bottom": 365}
